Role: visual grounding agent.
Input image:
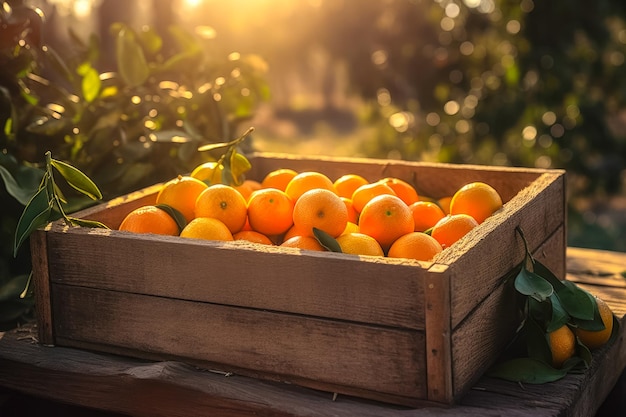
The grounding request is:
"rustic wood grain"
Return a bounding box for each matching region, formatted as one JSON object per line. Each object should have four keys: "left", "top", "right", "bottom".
{"left": 29, "top": 229, "right": 53, "bottom": 345}
{"left": 51, "top": 284, "right": 427, "bottom": 402}
{"left": 0, "top": 248, "right": 624, "bottom": 416}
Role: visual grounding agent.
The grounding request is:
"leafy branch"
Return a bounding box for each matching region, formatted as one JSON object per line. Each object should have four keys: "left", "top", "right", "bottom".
{"left": 13, "top": 151, "right": 108, "bottom": 257}
{"left": 488, "top": 226, "right": 618, "bottom": 384}
{"left": 197, "top": 126, "right": 255, "bottom": 185}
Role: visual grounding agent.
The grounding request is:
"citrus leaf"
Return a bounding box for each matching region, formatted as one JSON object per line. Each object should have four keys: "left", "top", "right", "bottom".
{"left": 66, "top": 217, "right": 110, "bottom": 229}
{"left": 546, "top": 292, "right": 570, "bottom": 332}
{"left": 557, "top": 280, "right": 595, "bottom": 321}
{"left": 50, "top": 158, "right": 103, "bottom": 200}
{"left": 155, "top": 204, "right": 187, "bottom": 233}
{"left": 576, "top": 338, "right": 593, "bottom": 368}
{"left": 230, "top": 152, "right": 252, "bottom": 181}
{"left": 487, "top": 357, "right": 568, "bottom": 384}
{"left": 313, "top": 228, "right": 342, "bottom": 253}
{"left": 13, "top": 185, "right": 53, "bottom": 256}
{"left": 524, "top": 316, "right": 553, "bottom": 364}
{"left": 81, "top": 65, "right": 101, "bottom": 103}
{"left": 116, "top": 27, "right": 149, "bottom": 87}
{"left": 0, "top": 164, "right": 41, "bottom": 205}
{"left": 515, "top": 266, "right": 553, "bottom": 302}
{"left": 0, "top": 274, "right": 30, "bottom": 302}
{"left": 532, "top": 259, "right": 567, "bottom": 291}
{"left": 570, "top": 295, "right": 605, "bottom": 331}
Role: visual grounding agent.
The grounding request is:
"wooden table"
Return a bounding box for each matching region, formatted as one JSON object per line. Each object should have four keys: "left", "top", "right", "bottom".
{"left": 0, "top": 247, "right": 624, "bottom": 417}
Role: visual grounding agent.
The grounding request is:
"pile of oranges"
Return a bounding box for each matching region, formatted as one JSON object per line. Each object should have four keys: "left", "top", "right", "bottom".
{"left": 118, "top": 165, "right": 504, "bottom": 262}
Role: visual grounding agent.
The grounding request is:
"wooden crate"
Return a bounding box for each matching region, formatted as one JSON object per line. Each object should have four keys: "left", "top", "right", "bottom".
{"left": 30, "top": 152, "right": 566, "bottom": 407}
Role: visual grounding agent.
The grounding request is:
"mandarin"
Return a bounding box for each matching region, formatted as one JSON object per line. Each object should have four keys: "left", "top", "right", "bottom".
{"left": 180, "top": 217, "right": 233, "bottom": 241}
{"left": 190, "top": 161, "right": 224, "bottom": 185}
{"left": 449, "top": 182, "right": 503, "bottom": 224}
{"left": 333, "top": 174, "right": 369, "bottom": 199}
{"left": 280, "top": 235, "right": 326, "bottom": 251}
{"left": 285, "top": 171, "right": 335, "bottom": 201}
{"left": 431, "top": 214, "right": 479, "bottom": 248}
{"left": 377, "top": 177, "right": 419, "bottom": 206}
{"left": 351, "top": 181, "right": 396, "bottom": 213}
{"left": 247, "top": 188, "right": 295, "bottom": 236}
{"left": 575, "top": 297, "right": 614, "bottom": 350}
{"left": 410, "top": 201, "right": 445, "bottom": 232}
{"left": 118, "top": 205, "right": 180, "bottom": 236}
{"left": 549, "top": 324, "right": 576, "bottom": 368}
{"left": 195, "top": 184, "right": 248, "bottom": 234}
{"left": 233, "top": 230, "right": 274, "bottom": 245}
{"left": 292, "top": 188, "right": 348, "bottom": 238}
{"left": 387, "top": 232, "right": 443, "bottom": 261}
{"left": 261, "top": 168, "right": 298, "bottom": 191}
{"left": 336, "top": 233, "right": 384, "bottom": 257}
{"left": 155, "top": 175, "right": 208, "bottom": 223}
{"left": 358, "top": 194, "right": 414, "bottom": 250}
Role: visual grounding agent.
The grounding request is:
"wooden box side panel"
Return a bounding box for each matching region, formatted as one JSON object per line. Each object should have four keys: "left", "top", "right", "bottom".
{"left": 440, "top": 172, "right": 566, "bottom": 328}
{"left": 51, "top": 284, "right": 427, "bottom": 403}
{"left": 450, "top": 225, "right": 566, "bottom": 401}
{"left": 45, "top": 226, "right": 427, "bottom": 330}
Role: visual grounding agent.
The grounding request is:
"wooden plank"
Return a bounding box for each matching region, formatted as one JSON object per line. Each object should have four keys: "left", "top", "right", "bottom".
{"left": 423, "top": 264, "right": 453, "bottom": 403}
{"left": 44, "top": 224, "right": 427, "bottom": 330}
{"left": 29, "top": 229, "right": 54, "bottom": 346}
{"left": 51, "top": 284, "right": 427, "bottom": 402}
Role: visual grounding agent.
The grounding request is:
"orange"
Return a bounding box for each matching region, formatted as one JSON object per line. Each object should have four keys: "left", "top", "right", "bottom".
{"left": 377, "top": 177, "right": 419, "bottom": 206}
{"left": 233, "top": 230, "right": 274, "bottom": 245}
{"left": 155, "top": 175, "right": 208, "bottom": 223}
{"left": 285, "top": 171, "right": 335, "bottom": 202}
{"left": 449, "top": 182, "right": 503, "bottom": 224}
{"left": 247, "top": 188, "right": 295, "bottom": 236}
{"left": 351, "top": 182, "right": 396, "bottom": 213}
{"left": 341, "top": 221, "right": 359, "bottom": 236}
{"left": 280, "top": 235, "right": 325, "bottom": 251}
{"left": 261, "top": 168, "right": 298, "bottom": 191}
{"left": 387, "top": 232, "right": 443, "bottom": 261}
{"left": 195, "top": 184, "right": 248, "bottom": 234}
{"left": 358, "top": 194, "right": 414, "bottom": 250}
{"left": 548, "top": 324, "right": 576, "bottom": 368}
{"left": 234, "top": 179, "right": 262, "bottom": 201}
{"left": 180, "top": 217, "right": 233, "bottom": 241}
{"left": 410, "top": 201, "right": 446, "bottom": 232}
{"left": 191, "top": 161, "right": 224, "bottom": 185}
{"left": 292, "top": 188, "right": 348, "bottom": 238}
{"left": 437, "top": 196, "right": 452, "bottom": 215}
{"left": 282, "top": 223, "right": 307, "bottom": 242}
{"left": 336, "top": 233, "right": 384, "bottom": 257}
{"left": 431, "top": 214, "right": 479, "bottom": 249}
{"left": 575, "top": 297, "right": 614, "bottom": 350}
{"left": 341, "top": 197, "right": 359, "bottom": 224}
{"left": 333, "top": 174, "right": 369, "bottom": 199}
{"left": 118, "top": 205, "right": 179, "bottom": 236}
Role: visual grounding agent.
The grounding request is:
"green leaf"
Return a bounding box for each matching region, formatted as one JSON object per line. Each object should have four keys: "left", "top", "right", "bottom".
{"left": 230, "top": 152, "right": 252, "bottom": 181}
{"left": 0, "top": 161, "right": 44, "bottom": 205}
{"left": 556, "top": 280, "right": 595, "bottom": 321}
{"left": 13, "top": 185, "right": 53, "bottom": 256}
{"left": 532, "top": 259, "right": 567, "bottom": 291}
{"left": 81, "top": 65, "right": 101, "bottom": 102}
{"left": 488, "top": 357, "right": 568, "bottom": 384}
{"left": 0, "top": 274, "right": 30, "bottom": 302}
{"left": 66, "top": 217, "right": 110, "bottom": 229}
{"left": 571, "top": 295, "right": 606, "bottom": 331}
{"left": 116, "top": 27, "right": 149, "bottom": 87}
{"left": 546, "top": 293, "right": 570, "bottom": 332}
{"left": 313, "top": 228, "right": 342, "bottom": 253}
{"left": 0, "top": 299, "right": 34, "bottom": 324}
{"left": 50, "top": 158, "right": 103, "bottom": 200}
{"left": 515, "top": 266, "right": 553, "bottom": 302}
{"left": 155, "top": 204, "right": 187, "bottom": 233}
{"left": 524, "top": 315, "right": 553, "bottom": 364}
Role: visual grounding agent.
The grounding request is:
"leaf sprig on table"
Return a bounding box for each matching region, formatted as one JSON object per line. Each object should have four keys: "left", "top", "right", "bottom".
{"left": 488, "top": 227, "right": 619, "bottom": 384}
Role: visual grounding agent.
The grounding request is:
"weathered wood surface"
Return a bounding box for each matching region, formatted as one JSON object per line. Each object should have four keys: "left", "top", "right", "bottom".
{"left": 1, "top": 247, "right": 624, "bottom": 417}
